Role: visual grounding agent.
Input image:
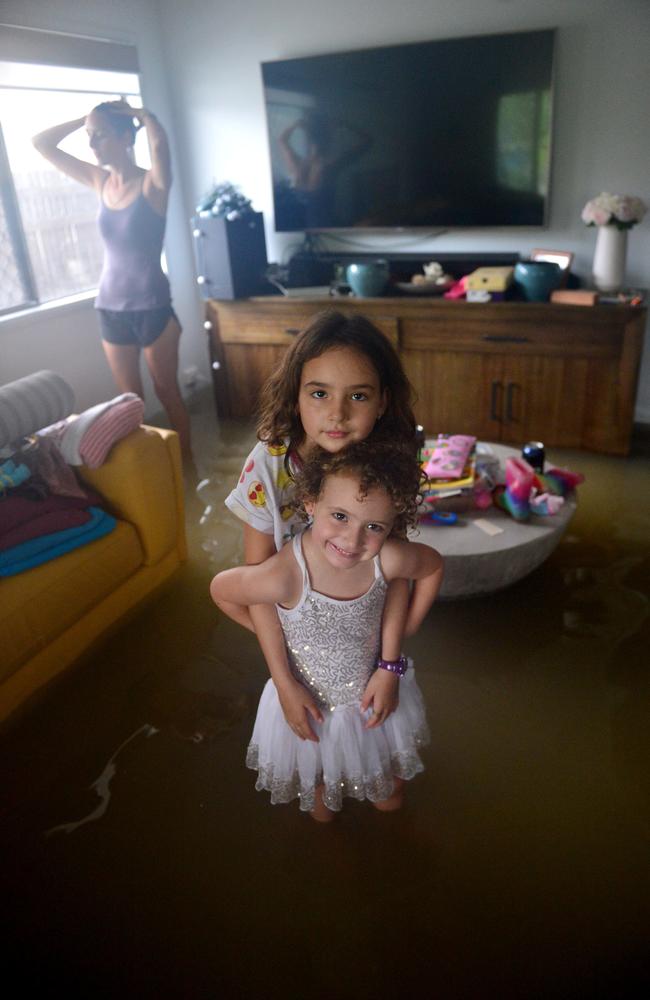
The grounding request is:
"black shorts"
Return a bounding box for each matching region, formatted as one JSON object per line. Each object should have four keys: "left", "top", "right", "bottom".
{"left": 98, "top": 306, "right": 179, "bottom": 348}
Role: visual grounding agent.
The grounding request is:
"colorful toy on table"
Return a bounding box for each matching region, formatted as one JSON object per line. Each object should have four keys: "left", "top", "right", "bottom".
{"left": 494, "top": 457, "right": 584, "bottom": 521}
{"left": 419, "top": 434, "right": 496, "bottom": 520}
{"left": 529, "top": 492, "right": 564, "bottom": 516}
{"left": 424, "top": 433, "right": 476, "bottom": 481}
{"left": 493, "top": 456, "right": 534, "bottom": 520}
{"left": 419, "top": 509, "right": 458, "bottom": 526}
{"left": 534, "top": 467, "right": 585, "bottom": 496}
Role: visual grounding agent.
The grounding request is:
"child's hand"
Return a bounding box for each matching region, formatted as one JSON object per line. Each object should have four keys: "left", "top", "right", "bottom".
{"left": 361, "top": 670, "right": 399, "bottom": 729}
{"left": 277, "top": 678, "right": 323, "bottom": 742}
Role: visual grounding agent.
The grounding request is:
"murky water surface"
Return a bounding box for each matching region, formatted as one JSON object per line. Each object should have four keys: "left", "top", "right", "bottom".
{"left": 2, "top": 396, "right": 649, "bottom": 998}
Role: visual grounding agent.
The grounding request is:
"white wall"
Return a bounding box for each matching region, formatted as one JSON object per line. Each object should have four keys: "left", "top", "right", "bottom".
{"left": 156, "top": 0, "right": 650, "bottom": 423}
{"left": 2, "top": 0, "right": 650, "bottom": 422}
{"left": 0, "top": 0, "right": 206, "bottom": 414}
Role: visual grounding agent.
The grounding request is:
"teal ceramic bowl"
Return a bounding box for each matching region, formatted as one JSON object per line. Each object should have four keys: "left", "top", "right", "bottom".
{"left": 514, "top": 260, "right": 563, "bottom": 302}
{"left": 346, "top": 260, "right": 389, "bottom": 297}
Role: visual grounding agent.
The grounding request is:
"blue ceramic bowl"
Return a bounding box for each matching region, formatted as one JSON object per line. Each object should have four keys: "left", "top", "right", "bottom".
{"left": 346, "top": 260, "right": 389, "bottom": 297}
{"left": 514, "top": 260, "right": 563, "bottom": 302}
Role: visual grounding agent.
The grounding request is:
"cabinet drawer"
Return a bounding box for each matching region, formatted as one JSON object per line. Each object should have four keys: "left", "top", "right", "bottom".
{"left": 213, "top": 303, "right": 399, "bottom": 347}
{"left": 400, "top": 317, "right": 621, "bottom": 358}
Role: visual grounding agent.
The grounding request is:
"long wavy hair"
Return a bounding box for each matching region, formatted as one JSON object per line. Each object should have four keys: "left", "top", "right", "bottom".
{"left": 292, "top": 439, "right": 423, "bottom": 538}
{"left": 256, "top": 309, "right": 416, "bottom": 456}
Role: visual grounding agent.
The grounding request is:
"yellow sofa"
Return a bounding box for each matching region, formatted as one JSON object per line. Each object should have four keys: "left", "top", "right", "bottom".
{"left": 0, "top": 424, "right": 186, "bottom": 727}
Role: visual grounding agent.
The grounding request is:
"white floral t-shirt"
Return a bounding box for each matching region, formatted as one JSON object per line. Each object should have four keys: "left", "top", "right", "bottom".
{"left": 225, "top": 439, "right": 304, "bottom": 551}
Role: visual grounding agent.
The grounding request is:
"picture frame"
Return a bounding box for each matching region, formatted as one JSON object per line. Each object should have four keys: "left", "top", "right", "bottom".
{"left": 530, "top": 248, "right": 574, "bottom": 287}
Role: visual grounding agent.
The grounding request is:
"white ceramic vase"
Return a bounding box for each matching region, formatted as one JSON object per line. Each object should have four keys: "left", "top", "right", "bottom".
{"left": 592, "top": 224, "right": 628, "bottom": 293}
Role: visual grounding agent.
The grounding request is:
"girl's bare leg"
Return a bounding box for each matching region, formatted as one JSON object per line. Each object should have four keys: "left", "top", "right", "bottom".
{"left": 373, "top": 776, "right": 405, "bottom": 812}
{"left": 310, "top": 785, "right": 335, "bottom": 823}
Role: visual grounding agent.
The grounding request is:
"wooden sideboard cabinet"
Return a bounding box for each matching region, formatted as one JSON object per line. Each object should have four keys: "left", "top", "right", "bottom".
{"left": 205, "top": 296, "right": 646, "bottom": 455}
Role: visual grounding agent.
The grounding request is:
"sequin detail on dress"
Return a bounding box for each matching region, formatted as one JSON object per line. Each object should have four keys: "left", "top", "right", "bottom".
{"left": 277, "top": 546, "right": 386, "bottom": 711}
{"left": 246, "top": 532, "right": 430, "bottom": 812}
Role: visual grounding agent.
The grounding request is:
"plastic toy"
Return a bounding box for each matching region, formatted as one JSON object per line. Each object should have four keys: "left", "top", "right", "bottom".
{"left": 534, "top": 467, "right": 585, "bottom": 496}
{"left": 529, "top": 492, "right": 564, "bottom": 516}
{"left": 493, "top": 456, "right": 535, "bottom": 520}
{"left": 494, "top": 456, "right": 584, "bottom": 521}
{"left": 419, "top": 509, "right": 458, "bottom": 526}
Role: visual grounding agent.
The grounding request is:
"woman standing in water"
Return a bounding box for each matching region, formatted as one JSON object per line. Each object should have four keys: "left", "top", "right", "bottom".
{"left": 32, "top": 100, "right": 193, "bottom": 464}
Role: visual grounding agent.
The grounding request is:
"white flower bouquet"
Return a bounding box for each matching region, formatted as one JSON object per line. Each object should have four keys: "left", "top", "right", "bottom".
{"left": 582, "top": 192, "right": 647, "bottom": 230}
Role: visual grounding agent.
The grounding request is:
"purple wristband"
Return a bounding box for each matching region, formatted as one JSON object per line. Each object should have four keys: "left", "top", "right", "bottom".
{"left": 376, "top": 655, "right": 408, "bottom": 676}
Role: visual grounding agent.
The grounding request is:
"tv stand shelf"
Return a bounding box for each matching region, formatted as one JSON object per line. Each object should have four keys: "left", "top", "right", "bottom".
{"left": 205, "top": 296, "right": 646, "bottom": 455}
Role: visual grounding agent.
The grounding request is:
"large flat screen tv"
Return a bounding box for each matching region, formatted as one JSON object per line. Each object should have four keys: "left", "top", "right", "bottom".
{"left": 261, "top": 29, "right": 555, "bottom": 232}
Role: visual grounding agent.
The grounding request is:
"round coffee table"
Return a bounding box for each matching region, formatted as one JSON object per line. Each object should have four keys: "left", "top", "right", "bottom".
{"left": 411, "top": 442, "right": 577, "bottom": 599}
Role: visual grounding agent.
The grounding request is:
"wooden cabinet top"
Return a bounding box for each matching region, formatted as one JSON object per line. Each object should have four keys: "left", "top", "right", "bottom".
{"left": 208, "top": 294, "right": 645, "bottom": 321}
{"left": 207, "top": 296, "right": 646, "bottom": 357}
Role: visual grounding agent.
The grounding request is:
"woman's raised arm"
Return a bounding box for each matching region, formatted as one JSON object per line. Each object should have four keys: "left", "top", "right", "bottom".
{"left": 132, "top": 106, "right": 172, "bottom": 197}
{"left": 32, "top": 117, "right": 105, "bottom": 192}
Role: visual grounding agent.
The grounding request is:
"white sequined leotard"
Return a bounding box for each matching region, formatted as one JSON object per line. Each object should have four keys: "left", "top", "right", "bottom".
{"left": 246, "top": 530, "right": 430, "bottom": 812}
{"left": 277, "top": 533, "right": 386, "bottom": 711}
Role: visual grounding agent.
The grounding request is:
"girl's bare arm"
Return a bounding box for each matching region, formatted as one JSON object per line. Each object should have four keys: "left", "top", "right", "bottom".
{"left": 381, "top": 541, "right": 444, "bottom": 636}
{"left": 231, "top": 524, "right": 324, "bottom": 742}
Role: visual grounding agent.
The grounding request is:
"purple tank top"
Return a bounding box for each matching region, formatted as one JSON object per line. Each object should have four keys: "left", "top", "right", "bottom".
{"left": 95, "top": 188, "right": 171, "bottom": 311}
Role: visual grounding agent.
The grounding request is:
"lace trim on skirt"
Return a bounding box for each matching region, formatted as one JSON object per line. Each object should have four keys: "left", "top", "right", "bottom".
{"left": 246, "top": 727, "right": 429, "bottom": 813}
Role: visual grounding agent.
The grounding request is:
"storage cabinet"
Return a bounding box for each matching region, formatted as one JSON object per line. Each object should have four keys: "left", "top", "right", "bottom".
{"left": 205, "top": 296, "right": 646, "bottom": 454}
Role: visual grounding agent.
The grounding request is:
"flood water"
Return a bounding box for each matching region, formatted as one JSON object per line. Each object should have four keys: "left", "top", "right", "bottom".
{"left": 2, "top": 391, "right": 649, "bottom": 999}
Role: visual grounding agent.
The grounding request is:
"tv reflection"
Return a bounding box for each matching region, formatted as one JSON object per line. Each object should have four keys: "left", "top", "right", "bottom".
{"left": 276, "top": 111, "right": 372, "bottom": 229}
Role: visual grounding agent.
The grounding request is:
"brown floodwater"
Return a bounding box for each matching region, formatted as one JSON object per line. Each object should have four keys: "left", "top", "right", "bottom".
{"left": 2, "top": 393, "right": 649, "bottom": 999}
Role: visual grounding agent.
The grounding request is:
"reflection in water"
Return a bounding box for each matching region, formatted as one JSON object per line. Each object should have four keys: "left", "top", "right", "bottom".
{"left": 45, "top": 724, "right": 159, "bottom": 836}
{"left": 561, "top": 554, "right": 647, "bottom": 639}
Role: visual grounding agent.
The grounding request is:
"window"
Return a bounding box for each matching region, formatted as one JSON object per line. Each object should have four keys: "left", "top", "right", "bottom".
{"left": 496, "top": 89, "right": 551, "bottom": 196}
{"left": 0, "top": 61, "right": 142, "bottom": 316}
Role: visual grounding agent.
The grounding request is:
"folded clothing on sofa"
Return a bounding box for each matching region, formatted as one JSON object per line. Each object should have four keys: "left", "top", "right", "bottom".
{"left": 0, "top": 506, "right": 117, "bottom": 577}
{"left": 39, "top": 393, "right": 145, "bottom": 467}
{"left": 0, "top": 490, "right": 104, "bottom": 550}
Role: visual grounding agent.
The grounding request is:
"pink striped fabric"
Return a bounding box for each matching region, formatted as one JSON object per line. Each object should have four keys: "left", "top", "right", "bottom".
{"left": 79, "top": 397, "right": 144, "bottom": 468}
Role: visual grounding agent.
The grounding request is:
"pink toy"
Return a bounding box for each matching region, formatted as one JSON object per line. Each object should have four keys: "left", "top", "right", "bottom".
{"left": 530, "top": 492, "right": 564, "bottom": 516}
{"left": 424, "top": 433, "right": 476, "bottom": 480}
{"left": 493, "top": 456, "right": 535, "bottom": 520}
{"left": 534, "top": 467, "right": 585, "bottom": 496}
{"left": 443, "top": 275, "right": 469, "bottom": 300}
{"left": 494, "top": 457, "right": 584, "bottom": 522}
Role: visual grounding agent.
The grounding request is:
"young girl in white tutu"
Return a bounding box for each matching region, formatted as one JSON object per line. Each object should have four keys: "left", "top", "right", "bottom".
{"left": 211, "top": 440, "right": 443, "bottom": 821}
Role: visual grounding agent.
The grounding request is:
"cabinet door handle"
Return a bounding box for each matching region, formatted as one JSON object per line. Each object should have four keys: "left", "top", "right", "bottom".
{"left": 285, "top": 327, "right": 301, "bottom": 335}
{"left": 505, "top": 381, "right": 520, "bottom": 422}
{"left": 490, "top": 380, "right": 503, "bottom": 421}
{"left": 482, "top": 335, "right": 531, "bottom": 343}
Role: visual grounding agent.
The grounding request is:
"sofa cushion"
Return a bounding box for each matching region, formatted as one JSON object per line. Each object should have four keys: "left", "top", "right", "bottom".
{"left": 78, "top": 427, "right": 180, "bottom": 566}
{"left": 0, "top": 520, "right": 143, "bottom": 683}
{"left": 0, "top": 371, "right": 74, "bottom": 451}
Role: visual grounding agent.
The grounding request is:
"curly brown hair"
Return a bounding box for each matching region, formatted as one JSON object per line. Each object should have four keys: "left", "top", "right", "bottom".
{"left": 256, "top": 309, "right": 416, "bottom": 456}
{"left": 292, "top": 439, "right": 423, "bottom": 537}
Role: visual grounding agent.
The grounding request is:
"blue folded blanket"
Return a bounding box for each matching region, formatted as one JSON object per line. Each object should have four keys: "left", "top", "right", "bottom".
{"left": 0, "top": 506, "right": 117, "bottom": 577}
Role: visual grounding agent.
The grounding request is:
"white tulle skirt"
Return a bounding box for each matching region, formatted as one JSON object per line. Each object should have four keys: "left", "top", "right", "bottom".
{"left": 246, "top": 667, "right": 430, "bottom": 812}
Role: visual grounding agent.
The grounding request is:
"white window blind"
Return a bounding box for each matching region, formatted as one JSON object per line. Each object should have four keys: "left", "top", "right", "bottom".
{"left": 0, "top": 24, "right": 138, "bottom": 73}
